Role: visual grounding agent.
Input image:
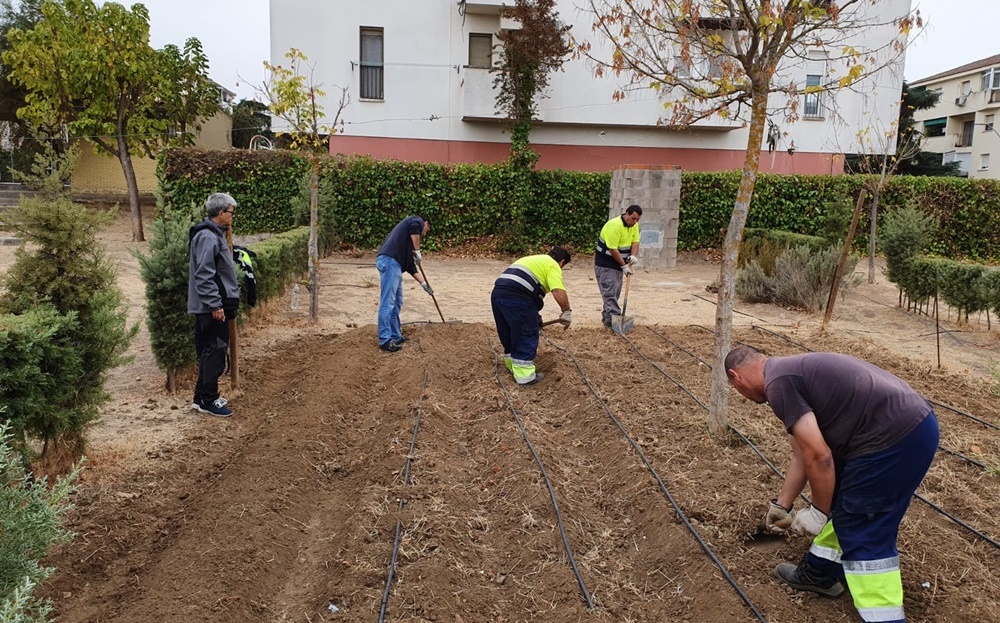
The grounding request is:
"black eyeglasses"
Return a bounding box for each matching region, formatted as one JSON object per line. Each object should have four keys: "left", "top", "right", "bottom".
{"left": 222, "top": 208, "right": 236, "bottom": 215}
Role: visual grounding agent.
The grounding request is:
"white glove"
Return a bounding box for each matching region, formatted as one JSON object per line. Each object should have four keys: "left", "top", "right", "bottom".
{"left": 421, "top": 282, "right": 433, "bottom": 295}
{"left": 559, "top": 309, "right": 572, "bottom": 327}
{"left": 764, "top": 499, "right": 794, "bottom": 534}
{"left": 627, "top": 255, "right": 638, "bottom": 266}
{"left": 413, "top": 250, "right": 423, "bottom": 265}
{"left": 789, "top": 505, "right": 828, "bottom": 537}
{"left": 622, "top": 264, "right": 633, "bottom": 276}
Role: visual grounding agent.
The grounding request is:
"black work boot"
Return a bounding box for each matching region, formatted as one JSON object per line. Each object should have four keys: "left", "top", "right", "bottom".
{"left": 775, "top": 560, "right": 845, "bottom": 597}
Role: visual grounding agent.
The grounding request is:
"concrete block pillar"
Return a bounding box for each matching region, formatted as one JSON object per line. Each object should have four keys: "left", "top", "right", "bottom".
{"left": 608, "top": 165, "right": 681, "bottom": 269}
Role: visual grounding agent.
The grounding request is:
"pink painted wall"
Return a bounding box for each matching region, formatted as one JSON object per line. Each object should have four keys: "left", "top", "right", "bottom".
{"left": 330, "top": 135, "right": 845, "bottom": 176}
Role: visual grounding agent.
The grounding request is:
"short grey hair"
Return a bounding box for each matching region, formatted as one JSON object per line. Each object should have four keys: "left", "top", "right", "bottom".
{"left": 724, "top": 345, "right": 764, "bottom": 375}
{"left": 205, "top": 192, "right": 237, "bottom": 217}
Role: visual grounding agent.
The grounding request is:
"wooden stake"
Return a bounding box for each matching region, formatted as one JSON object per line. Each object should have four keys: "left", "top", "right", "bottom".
{"left": 822, "top": 189, "right": 868, "bottom": 331}
{"left": 226, "top": 227, "right": 240, "bottom": 389}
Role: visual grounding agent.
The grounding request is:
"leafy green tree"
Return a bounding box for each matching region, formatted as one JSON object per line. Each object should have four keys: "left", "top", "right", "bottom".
{"left": 133, "top": 201, "right": 197, "bottom": 393}
{"left": 0, "top": 420, "right": 79, "bottom": 623}
{"left": 0, "top": 0, "right": 41, "bottom": 123}
{"left": 230, "top": 98, "right": 272, "bottom": 149}
{"left": 2, "top": 0, "right": 214, "bottom": 242}
{"left": 260, "top": 48, "right": 348, "bottom": 321}
{"left": 493, "top": 0, "right": 571, "bottom": 169}
{"left": 0, "top": 142, "right": 136, "bottom": 452}
{"left": 158, "top": 38, "right": 220, "bottom": 148}
{"left": 582, "top": 0, "right": 921, "bottom": 432}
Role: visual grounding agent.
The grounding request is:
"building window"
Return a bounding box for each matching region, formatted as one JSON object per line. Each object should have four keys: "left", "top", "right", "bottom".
{"left": 986, "top": 114, "right": 995, "bottom": 132}
{"left": 923, "top": 117, "right": 946, "bottom": 137}
{"left": 960, "top": 80, "right": 971, "bottom": 96}
{"left": 958, "top": 120, "right": 975, "bottom": 147}
{"left": 982, "top": 67, "right": 1000, "bottom": 92}
{"left": 360, "top": 27, "right": 384, "bottom": 100}
{"left": 803, "top": 74, "right": 822, "bottom": 118}
{"left": 468, "top": 33, "right": 493, "bottom": 68}
{"left": 982, "top": 154, "right": 990, "bottom": 170}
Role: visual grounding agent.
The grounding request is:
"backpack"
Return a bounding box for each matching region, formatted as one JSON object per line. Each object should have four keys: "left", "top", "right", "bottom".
{"left": 233, "top": 245, "right": 258, "bottom": 307}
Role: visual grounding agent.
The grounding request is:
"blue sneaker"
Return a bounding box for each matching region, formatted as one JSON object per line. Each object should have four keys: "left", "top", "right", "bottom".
{"left": 194, "top": 398, "right": 233, "bottom": 417}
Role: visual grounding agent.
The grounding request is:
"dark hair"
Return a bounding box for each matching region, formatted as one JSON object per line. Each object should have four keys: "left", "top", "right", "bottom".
{"left": 548, "top": 246, "right": 571, "bottom": 265}
{"left": 417, "top": 215, "right": 429, "bottom": 224}
{"left": 724, "top": 345, "right": 764, "bottom": 374}
{"left": 625, "top": 204, "right": 643, "bottom": 216}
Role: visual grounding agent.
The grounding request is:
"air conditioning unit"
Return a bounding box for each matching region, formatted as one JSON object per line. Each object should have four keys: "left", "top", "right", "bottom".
{"left": 955, "top": 95, "right": 967, "bottom": 106}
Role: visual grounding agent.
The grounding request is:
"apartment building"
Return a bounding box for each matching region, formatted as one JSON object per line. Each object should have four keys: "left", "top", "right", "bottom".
{"left": 910, "top": 54, "right": 1000, "bottom": 179}
{"left": 270, "top": 0, "right": 911, "bottom": 174}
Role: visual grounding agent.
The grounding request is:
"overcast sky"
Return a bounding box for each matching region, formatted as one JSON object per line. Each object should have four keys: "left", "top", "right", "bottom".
{"left": 136, "top": 0, "right": 994, "bottom": 99}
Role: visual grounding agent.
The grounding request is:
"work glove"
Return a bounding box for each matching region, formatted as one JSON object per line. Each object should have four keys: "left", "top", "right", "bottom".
{"left": 559, "top": 309, "right": 572, "bottom": 328}
{"left": 421, "top": 282, "right": 434, "bottom": 296}
{"left": 622, "top": 264, "right": 633, "bottom": 276}
{"left": 413, "top": 250, "right": 423, "bottom": 265}
{"left": 789, "top": 505, "right": 828, "bottom": 537}
{"left": 764, "top": 499, "right": 794, "bottom": 534}
{"left": 627, "top": 255, "right": 638, "bottom": 266}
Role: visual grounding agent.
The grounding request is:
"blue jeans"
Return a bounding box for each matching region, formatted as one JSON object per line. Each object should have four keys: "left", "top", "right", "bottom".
{"left": 376, "top": 254, "right": 404, "bottom": 346}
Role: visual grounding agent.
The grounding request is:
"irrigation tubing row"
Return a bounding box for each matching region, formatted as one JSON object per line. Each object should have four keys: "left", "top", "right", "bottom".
{"left": 486, "top": 335, "right": 595, "bottom": 610}
{"left": 639, "top": 327, "right": 1000, "bottom": 552}
{"left": 378, "top": 371, "right": 428, "bottom": 623}
{"left": 749, "top": 324, "right": 1000, "bottom": 432}
{"left": 543, "top": 335, "right": 769, "bottom": 623}
{"left": 663, "top": 326, "right": 991, "bottom": 472}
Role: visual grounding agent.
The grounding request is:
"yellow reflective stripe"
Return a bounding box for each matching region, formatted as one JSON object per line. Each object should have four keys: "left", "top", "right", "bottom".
{"left": 503, "top": 355, "right": 513, "bottom": 372}
{"left": 844, "top": 567, "right": 904, "bottom": 613}
{"left": 512, "top": 360, "right": 536, "bottom": 383}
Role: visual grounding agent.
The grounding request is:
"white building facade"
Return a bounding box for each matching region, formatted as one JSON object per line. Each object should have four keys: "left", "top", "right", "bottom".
{"left": 269, "top": 0, "right": 911, "bottom": 174}
{"left": 910, "top": 54, "right": 1000, "bottom": 179}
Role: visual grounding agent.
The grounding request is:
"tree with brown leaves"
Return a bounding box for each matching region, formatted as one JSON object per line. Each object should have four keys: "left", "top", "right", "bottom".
{"left": 578, "top": 0, "right": 921, "bottom": 433}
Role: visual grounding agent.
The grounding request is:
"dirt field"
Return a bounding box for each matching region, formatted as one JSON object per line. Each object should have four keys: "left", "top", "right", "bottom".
{"left": 3, "top": 208, "right": 1000, "bottom": 622}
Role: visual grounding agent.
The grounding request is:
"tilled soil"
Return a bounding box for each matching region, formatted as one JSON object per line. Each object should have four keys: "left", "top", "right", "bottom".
{"left": 40, "top": 323, "right": 1000, "bottom": 623}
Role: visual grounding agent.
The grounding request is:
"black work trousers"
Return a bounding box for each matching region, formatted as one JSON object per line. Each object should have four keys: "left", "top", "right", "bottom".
{"left": 193, "top": 313, "right": 230, "bottom": 405}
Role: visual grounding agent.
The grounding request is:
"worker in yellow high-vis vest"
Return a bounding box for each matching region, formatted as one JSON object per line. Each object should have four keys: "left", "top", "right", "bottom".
{"left": 490, "top": 247, "right": 573, "bottom": 385}
{"left": 726, "top": 345, "right": 938, "bottom": 623}
{"left": 594, "top": 205, "right": 641, "bottom": 328}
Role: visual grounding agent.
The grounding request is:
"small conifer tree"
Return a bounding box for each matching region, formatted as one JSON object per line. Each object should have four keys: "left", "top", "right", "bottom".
{"left": 0, "top": 141, "right": 136, "bottom": 453}
{"left": 0, "top": 419, "right": 79, "bottom": 623}
{"left": 134, "top": 199, "right": 198, "bottom": 392}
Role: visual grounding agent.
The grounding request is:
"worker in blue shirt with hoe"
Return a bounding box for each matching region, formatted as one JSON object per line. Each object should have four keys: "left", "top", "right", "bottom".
{"left": 376, "top": 215, "right": 433, "bottom": 352}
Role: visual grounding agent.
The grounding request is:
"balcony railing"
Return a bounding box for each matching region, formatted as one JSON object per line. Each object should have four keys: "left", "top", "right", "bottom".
{"left": 360, "top": 65, "right": 383, "bottom": 100}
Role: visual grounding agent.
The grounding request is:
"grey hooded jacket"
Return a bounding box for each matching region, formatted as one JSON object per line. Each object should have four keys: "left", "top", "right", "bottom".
{"left": 187, "top": 219, "right": 240, "bottom": 314}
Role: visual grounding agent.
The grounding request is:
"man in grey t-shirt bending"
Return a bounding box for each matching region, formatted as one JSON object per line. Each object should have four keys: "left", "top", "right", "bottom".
{"left": 726, "top": 345, "right": 938, "bottom": 623}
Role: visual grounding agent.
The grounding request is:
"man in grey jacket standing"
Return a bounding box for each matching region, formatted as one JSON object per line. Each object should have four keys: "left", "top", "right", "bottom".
{"left": 188, "top": 192, "right": 240, "bottom": 417}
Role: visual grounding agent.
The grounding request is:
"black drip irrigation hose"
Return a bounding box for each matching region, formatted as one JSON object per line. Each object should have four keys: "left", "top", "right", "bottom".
{"left": 749, "top": 324, "right": 1000, "bottom": 432}
{"left": 649, "top": 328, "right": 1000, "bottom": 551}
{"left": 378, "top": 371, "right": 428, "bottom": 623}
{"left": 486, "top": 335, "right": 595, "bottom": 610}
{"left": 543, "top": 336, "right": 769, "bottom": 623}
{"left": 643, "top": 326, "right": 712, "bottom": 368}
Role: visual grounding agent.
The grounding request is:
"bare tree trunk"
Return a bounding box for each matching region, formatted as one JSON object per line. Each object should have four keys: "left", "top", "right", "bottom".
{"left": 823, "top": 190, "right": 868, "bottom": 331}
{"left": 117, "top": 130, "right": 144, "bottom": 242}
{"left": 308, "top": 157, "right": 320, "bottom": 322}
{"left": 167, "top": 370, "right": 176, "bottom": 394}
{"left": 709, "top": 89, "right": 768, "bottom": 436}
{"left": 868, "top": 189, "right": 879, "bottom": 284}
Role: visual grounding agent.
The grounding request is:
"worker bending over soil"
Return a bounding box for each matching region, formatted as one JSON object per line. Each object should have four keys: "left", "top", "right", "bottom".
{"left": 726, "top": 345, "right": 938, "bottom": 623}
{"left": 491, "top": 246, "right": 573, "bottom": 385}
{"left": 376, "top": 215, "right": 433, "bottom": 353}
{"left": 594, "top": 204, "right": 641, "bottom": 328}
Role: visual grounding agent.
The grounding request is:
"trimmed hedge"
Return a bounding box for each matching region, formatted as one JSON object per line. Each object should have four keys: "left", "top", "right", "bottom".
{"left": 158, "top": 149, "right": 1000, "bottom": 261}
{"left": 157, "top": 148, "right": 310, "bottom": 235}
